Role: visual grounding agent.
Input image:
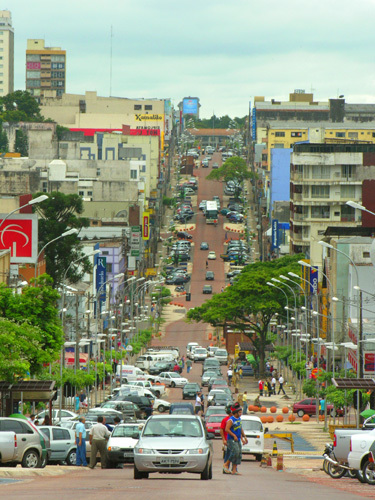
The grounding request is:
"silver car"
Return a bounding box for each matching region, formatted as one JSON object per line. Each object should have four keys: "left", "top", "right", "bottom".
{"left": 39, "top": 426, "right": 77, "bottom": 465}
{"left": 134, "top": 415, "right": 213, "bottom": 480}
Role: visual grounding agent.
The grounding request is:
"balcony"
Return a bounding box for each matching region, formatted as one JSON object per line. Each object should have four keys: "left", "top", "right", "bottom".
{"left": 291, "top": 172, "right": 303, "bottom": 181}
{"left": 292, "top": 213, "right": 309, "bottom": 222}
{"left": 293, "top": 193, "right": 303, "bottom": 201}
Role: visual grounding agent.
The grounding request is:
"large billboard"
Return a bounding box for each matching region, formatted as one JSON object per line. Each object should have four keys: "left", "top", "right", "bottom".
{"left": 182, "top": 97, "right": 199, "bottom": 116}
{"left": 142, "top": 212, "right": 150, "bottom": 241}
{"left": 0, "top": 214, "right": 38, "bottom": 264}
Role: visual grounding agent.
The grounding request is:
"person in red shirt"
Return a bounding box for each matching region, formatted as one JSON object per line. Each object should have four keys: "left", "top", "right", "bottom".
{"left": 258, "top": 379, "right": 264, "bottom": 396}
{"left": 220, "top": 405, "right": 232, "bottom": 473}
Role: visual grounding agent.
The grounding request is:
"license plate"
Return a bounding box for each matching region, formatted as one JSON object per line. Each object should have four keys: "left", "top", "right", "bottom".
{"left": 160, "top": 457, "right": 180, "bottom": 465}
{"left": 124, "top": 452, "right": 133, "bottom": 457}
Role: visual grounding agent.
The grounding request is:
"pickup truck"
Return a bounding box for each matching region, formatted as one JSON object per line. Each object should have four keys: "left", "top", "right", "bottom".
{"left": 0, "top": 431, "right": 18, "bottom": 464}
{"left": 348, "top": 427, "right": 375, "bottom": 483}
{"left": 126, "top": 380, "right": 166, "bottom": 398}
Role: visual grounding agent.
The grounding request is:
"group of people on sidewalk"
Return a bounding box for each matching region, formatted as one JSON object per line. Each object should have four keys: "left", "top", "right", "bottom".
{"left": 258, "top": 375, "right": 286, "bottom": 396}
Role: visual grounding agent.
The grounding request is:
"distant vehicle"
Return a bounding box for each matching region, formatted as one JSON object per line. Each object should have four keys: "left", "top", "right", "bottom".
{"left": 205, "top": 406, "right": 226, "bottom": 420}
{"left": 193, "top": 347, "right": 208, "bottom": 362}
{"left": 206, "top": 346, "right": 218, "bottom": 357}
{"left": 241, "top": 365, "right": 254, "bottom": 376}
{"left": 38, "top": 426, "right": 77, "bottom": 465}
{"left": 241, "top": 416, "right": 266, "bottom": 461}
{"left": 155, "top": 372, "right": 188, "bottom": 388}
{"left": 199, "top": 201, "right": 207, "bottom": 210}
{"left": 214, "top": 349, "right": 228, "bottom": 365}
{"left": 201, "top": 159, "right": 209, "bottom": 168}
{"left": 200, "top": 242, "right": 209, "bottom": 250}
{"left": 203, "top": 285, "right": 213, "bottom": 294}
{"left": 292, "top": 398, "right": 340, "bottom": 417}
{"left": 177, "top": 231, "right": 193, "bottom": 240}
{"left": 182, "top": 383, "right": 201, "bottom": 400}
{"left": 207, "top": 251, "right": 216, "bottom": 260}
{"left": 205, "top": 271, "right": 214, "bottom": 281}
{"left": 212, "top": 162, "right": 219, "bottom": 169}
{"left": 201, "top": 369, "right": 220, "bottom": 386}
{"left": 205, "top": 415, "right": 224, "bottom": 438}
{"left": 205, "top": 201, "right": 219, "bottom": 225}
{"left": 169, "top": 403, "right": 194, "bottom": 415}
{"left": 227, "top": 269, "right": 242, "bottom": 279}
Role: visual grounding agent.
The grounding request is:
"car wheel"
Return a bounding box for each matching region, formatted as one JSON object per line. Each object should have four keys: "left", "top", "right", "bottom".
{"left": 327, "top": 462, "right": 346, "bottom": 479}
{"left": 171, "top": 382, "right": 176, "bottom": 388}
{"left": 355, "top": 469, "right": 366, "bottom": 483}
{"left": 363, "top": 460, "right": 375, "bottom": 485}
{"left": 40, "top": 455, "right": 47, "bottom": 468}
{"left": 297, "top": 410, "right": 304, "bottom": 417}
{"left": 66, "top": 449, "right": 77, "bottom": 466}
{"left": 22, "top": 449, "right": 41, "bottom": 469}
{"left": 255, "top": 454, "right": 262, "bottom": 462}
{"left": 201, "top": 459, "right": 211, "bottom": 480}
{"left": 157, "top": 405, "right": 165, "bottom": 413}
{"left": 134, "top": 463, "right": 148, "bottom": 479}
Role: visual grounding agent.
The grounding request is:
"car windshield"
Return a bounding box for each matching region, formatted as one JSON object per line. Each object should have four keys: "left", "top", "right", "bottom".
{"left": 112, "top": 425, "right": 141, "bottom": 438}
{"left": 242, "top": 420, "right": 263, "bottom": 432}
{"left": 169, "top": 373, "right": 181, "bottom": 378}
{"left": 185, "top": 384, "right": 199, "bottom": 389}
{"left": 143, "top": 418, "right": 202, "bottom": 437}
{"left": 216, "top": 350, "right": 227, "bottom": 355}
{"left": 196, "top": 349, "right": 206, "bottom": 354}
{"left": 207, "top": 416, "right": 225, "bottom": 423}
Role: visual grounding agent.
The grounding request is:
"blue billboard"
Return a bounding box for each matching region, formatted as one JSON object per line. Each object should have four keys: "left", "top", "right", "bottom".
{"left": 96, "top": 256, "right": 107, "bottom": 302}
{"left": 251, "top": 107, "right": 257, "bottom": 140}
{"left": 271, "top": 219, "right": 279, "bottom": 250}
{"left": 183, "top": 97, "right": 198, "bottom": 115}
{"left": 310, "top": 266, "right": 318, "bottom": 294}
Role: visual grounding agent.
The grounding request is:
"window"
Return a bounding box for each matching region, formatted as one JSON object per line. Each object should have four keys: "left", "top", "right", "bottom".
{"left": 87, "top": 191, "right": 93, "bottom": 196}
{"left": 335, "top": 132, "right": 345, "bottom": 138}
{"left": 363, "top": 252, "right": 370, "bottom": 258}
{"left": 27, "top": 79, "right": 40, "bottom": 88}
{"left": 51, "top": 62, "right": 65, "bottom": 69}
{"left": 291, "top": 132, "right": 302, "bottom": 137}
{"left": 96, "top": 168, "right": 101, "bottom": 176}
{"left": 26, "top": 54, "right": 40, "bottom": 62}
{"left": 106, "top": 263, "right": 113, "bottom": 273}
{"left": 27, "top": 71, "right": 40, "bottom": 79}
{"left": 145, "top": 104, "right": 152, "bottom": 110}
{"left": 53, "top": 428, "right": 67, "bottom": 440}
{"left": 130, "top": 170, "right": 138, "bottom": 179}
{"left": 311, "top": 185, "right": 330, "bottom": 198}
{"left": 101, "top": 251, "right": 109, "bottom": 255}
{"left": 140, "top": 164, "right": 146, "bottom": 172}
{"left": 312, "top": 165, "right": 330, "bottom": 179}
{"left": 348, "top": 132, "right": 358, "bottom": 139}
{"left": 275, "top": 131, "right": 285, "bottom": 137}
{"left": 51, "top": 55, "right": 65, "bottom": 62}
{"left": 311, "top": 206, "right": 330, "bottom": 218}
{"left": 340, "top": 185, "right": 355, "bottom": 198}
{"left": 78, "top": 191, "right": 84, "bottom": 196}
{"left": 261, "top": 154, "right": 267, "bottom": 161}
{"left": 341, "top": 165, "right": 354, "bottom": 179}
{"left": 134, "top": 104, "right": 142, "bottom": 110}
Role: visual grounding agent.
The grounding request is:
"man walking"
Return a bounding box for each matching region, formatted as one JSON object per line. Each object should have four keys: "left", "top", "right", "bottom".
{"left": 242, "top": 391, "right": 248, "bottom": 414}
{"left": 278, "top": 375, "right": 286, "bottom": 395}
{"left": 75, "top": 416, "right": 88, "bottom": 467}
{"left": 89, "top": 416, "right": 111, "bottom": 469}
{"left": 224, "top": 403, "right": 248, "bottom": 475}
{"left": 186, "top": 358, "right": 192, "bottom": 374}
{"left": 194, "top": 392, "right": 202, "bottom": 415}
{"left": 271, "top": 376, "right": 276, "bottom": 395}
{"left": 220, "top": 405, "right": 232, "bottom": 473}
{"left": 227, "top": 366, "right": 233, "bottom": 386}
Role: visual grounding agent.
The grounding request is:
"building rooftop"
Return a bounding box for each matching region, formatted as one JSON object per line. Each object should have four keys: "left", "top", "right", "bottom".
{"left": 260, "top": 120, "right": 375, "bottom": 130}
{"left": 186, "top": 128, "right": 237, "bottom": 136}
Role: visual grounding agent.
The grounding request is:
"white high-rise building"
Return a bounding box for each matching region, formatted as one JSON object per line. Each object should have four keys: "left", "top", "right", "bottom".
{"left": 0, "top": 10, "right": 14, "bottom": 96}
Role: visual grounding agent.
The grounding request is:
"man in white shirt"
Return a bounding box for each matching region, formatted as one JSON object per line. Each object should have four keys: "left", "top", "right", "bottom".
{"left": 278, "top": 375, "right": 286, "bottom": 395}
{"left": 227, "top": 367, "right": 233, "bottom": 386}
{"left": 194, "top": 392, "right": 202, "bottom": 415}
{"left": 89, "top": 416, "right": 111, "bottom": 469}
{"left": 271, "top": 377, "right": 276, "bottom": 395}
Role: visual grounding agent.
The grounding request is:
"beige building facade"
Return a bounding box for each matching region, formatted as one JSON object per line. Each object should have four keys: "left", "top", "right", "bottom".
{"left": 0, "top": 10, "right": 14, "bottom": 96}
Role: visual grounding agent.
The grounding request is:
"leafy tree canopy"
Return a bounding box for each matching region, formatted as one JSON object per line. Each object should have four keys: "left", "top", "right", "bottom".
{"left": 33, "top": 192, "right": 91, "bottom": 288}
{"left": 186, "top": 115, "right": 246, "bottom": 130}
{"left": 206, "top": 156, "right": 253, "bottom": 184}
{"left": 187, "top": 255, "right": 304, "bottom": 374}
{"left": 0, "top": 90, "right": 42, "bottom": 122}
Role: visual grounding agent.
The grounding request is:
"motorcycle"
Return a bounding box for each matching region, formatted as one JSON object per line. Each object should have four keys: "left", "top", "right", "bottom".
{"left": 323, "top": 442, "right": 363, "bottom": 481}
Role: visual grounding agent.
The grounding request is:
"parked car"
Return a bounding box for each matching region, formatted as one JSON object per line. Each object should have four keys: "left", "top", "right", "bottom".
{"left": 169, "top": 403, "right": 194, "bottom": 415}
{"left": 133, "top": 415, "right": 214, "bottom": 479}
{"left": 154, "top": 398, "right": 171, "bottom": 413}
{"left": 176, "top": 231, "right": 193, "bottom": 240}
{"left": 114, "top": 395, "right": 153, "bottom": 418}
{"left": 205, "top": 271, "right": 214, "bottom": 281}
{"left": 39, "top": 426, "right": 77, "bottom": 465}
{"left": 241, "top": 416, "right": 267, "bottom": 461}
{"left": 107, "top": 423, "right": 144, "bottom": 467}
{"left": 292, "top": 398, "right": 339, "bottom": 417}
{"left": 207, "top": 251, "right": 216, "bottom": 260}
{"left": 212, "top": 162, "right": 219, "bottom": 169}
{"left": 203, "top": 285, "right": 213, "bottom": 294}
{"left": 205, "top": 415, "right": 224, "bottom": 438}
{"left": 101, "top": 400, "right": 142, "bottom": 419}
{"left": 241, "top": 364, "right": 254, "bottom": 376}
{"left": 155, "top": 372, "right": 188, "bottom": 388}
{"left": 200, "top": 242, "right": 209, "bottom": 250}
{"left": 0, "top": 417, "right": 49, "bottom": 468}
{"left": 36, "top": 409, "right": 78, "bottom": 424}
{"left": 182, "top": 383, "right": 201, "bottom": 400}
{"left": 148, "top": 361, "right": 175, "bottom": 375}
{"left": 214, "top": 349, "right": 228, "bottom": 365}
{"left": 193, "top": 347, "right": 208, "bottom": 362}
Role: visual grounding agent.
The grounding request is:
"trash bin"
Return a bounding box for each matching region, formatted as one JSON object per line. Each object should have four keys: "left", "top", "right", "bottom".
{"left": 186, "top": 293, "right": 191, "bottom": 302}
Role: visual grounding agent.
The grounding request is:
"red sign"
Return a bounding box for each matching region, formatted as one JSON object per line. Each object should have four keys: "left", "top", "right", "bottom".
{"left": 364, "top": 353, "right": 375, "bottom": 373}
{"left": 348, "top": 349, "right": 358, "bottom": 373}
{"left": 348, "top": 327, "right": 358, "bottom": 344}
{"left": 0, "top": 215, "right": 38, "bottom": 263}
{"left": 27, "top": 62, "right": 41, "bottom": 70}
{"left": 142, "top": 212, "right": 150, "bottom": 240}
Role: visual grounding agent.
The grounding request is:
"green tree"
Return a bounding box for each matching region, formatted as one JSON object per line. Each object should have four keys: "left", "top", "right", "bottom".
{"left": 206, "top": 156, "right": 254, "bottom": 196}
{"left": 33, "top": 192, "right": 91, "bottom": 287}
{"left": 0, "top": 90, "right": 42, "bottom": 122}
{"left": 187, "top": 255, "right": 303, "bottom": 375}
{"left": 0, "top": 125, "right": 8, "bottom": 153}
{"left": 14, "top": 129, "right": 29, "bottom": 156}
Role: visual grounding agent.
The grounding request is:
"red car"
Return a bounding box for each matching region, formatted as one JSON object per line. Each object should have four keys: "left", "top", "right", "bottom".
{"left": 205, "top": 414, "right": 225, "bottom": 437}
{"left": 292, "top": 398, "right": 343, "bottom": 417}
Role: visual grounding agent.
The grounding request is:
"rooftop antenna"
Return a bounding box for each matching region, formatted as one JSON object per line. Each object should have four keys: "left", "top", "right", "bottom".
{"left": 109, "top": 25, "right": 113, "bottom": 97}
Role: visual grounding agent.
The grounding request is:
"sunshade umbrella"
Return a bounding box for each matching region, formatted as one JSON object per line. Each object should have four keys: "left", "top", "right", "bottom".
{"left": 360, "top": 409, "right": 375, "bottom": 419}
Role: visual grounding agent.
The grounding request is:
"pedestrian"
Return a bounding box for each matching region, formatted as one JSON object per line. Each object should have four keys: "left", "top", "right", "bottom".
{"left": 28, "top": 414, "right": 36, "bottom": 423}
{"left": 88, "top": 416, "right": 111, "bottom": 469}
{"left": 220, "top": 405, "right": 232, "bottom": 473}
{"left": 42, "top": 415, "right": 51, "bottom": 426}
{"left": 242, "top": 391, "right": 248, "bottom": 414}
{"left": 181, "top": 355, "right": 185, "bottom": 370}
{"left": 271, "top": 376, "right": 276, "bottom": 395}
{"left": 79, "top": 390, "right": 86, "bottom": 414}
{"left": 74, "top": 393, "right": 80, "bottom": 414}
{"left": 194, "top": 392, "right": 202, "bottom": 415}
{"left": 258, "top": 379, "right": 264, "bottom": 396}
{"left": 267, "top": 379, "right": 272, "bottom": 397}
{"left": 278, "top": 375, "right": 286, "bottom": 395}
{"left": 239, "top": 366, "right": 243, "bottom": 379}
{"left": 200, "top": 391, "right": 205, "bottom": 415}
{"left": 186, "top": 358, "right": 192, "bottom": 373}
{"left": 227, "top": 366, "right": 233, "bottom": 386}
{"left": 75, "top": 416, "right": 88, "bottom": 467}
{"left": 103, "top": 416, "right": 113, "bottom": 432}
{"left": 206, "top": 260, "right": 208, "bottom": 269}
{"left": 113, "top": 416, "right": 121, "bottom": 426}
{"left": 319, "top": 397, "right": 325, "bottom": 416}
{"left": 223, "top": 403, "right": 248, "bottom": 475}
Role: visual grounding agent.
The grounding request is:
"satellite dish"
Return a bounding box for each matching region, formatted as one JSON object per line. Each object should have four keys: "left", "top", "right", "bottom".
{"left": 115, "top": 210, "right": 128, "bottom": 218}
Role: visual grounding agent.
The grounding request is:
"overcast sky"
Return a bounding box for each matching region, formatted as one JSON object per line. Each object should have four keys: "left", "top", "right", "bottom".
{"left": 10, "top": 0, "right": 375, "bottom": 118}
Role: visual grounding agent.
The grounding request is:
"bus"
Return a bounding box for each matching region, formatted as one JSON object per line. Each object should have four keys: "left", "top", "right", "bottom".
{"left": 205, "top": 200, "right": 218, "bottom": 224}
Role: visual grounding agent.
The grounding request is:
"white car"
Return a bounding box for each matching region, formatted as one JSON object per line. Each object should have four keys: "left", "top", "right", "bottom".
{"left": 187, "top": 342, "right": 200, "bottom": 359}
{"left": 193, "top": 347, "right": 208, "bottom": 362}
{"left": 214, "top": 348, "right": 228, "bottom": 365}
{"left": 126, "top": 381, "right": 166, "bottom": 397}
{"left": 207, "top": 346, "right": 218, "bottom": 357}
{"left": 208, "top": 251, "right": 216, "bottom": 260}
{"left": 154, "top": 398, "right": 171, "bottom": 413}
{"left": 107, "top": 423, "right": 145, "bottom": 467}
{"left": 156, "top": 372, "right": 188, "bottom": 388}
{"left": 36, "top": 409, "right": 78, "bottom": 424}
{"left": 241, "top": 415, "right": 266, "bottom": 461}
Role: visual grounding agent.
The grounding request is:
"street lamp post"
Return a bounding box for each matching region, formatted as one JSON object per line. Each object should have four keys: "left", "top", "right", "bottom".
{"left": 0, "top": 194, "right": 48, "bottom": 232}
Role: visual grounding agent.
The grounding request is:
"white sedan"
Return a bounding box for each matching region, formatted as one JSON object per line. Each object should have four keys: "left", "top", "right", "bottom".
{"left": 154, "top": 398, "right": 171, "bottom": 413}
{"left": 36, "top": 409, "right": 78, "bottom": 424}
{"left": 155, "top": 372, "right": 188, "bottom": 388}
{"left": 107, "top": 423, "right": 145, "bottom": 466}
{"left": 208, "top": 251, "right": 216, "bottom": 260}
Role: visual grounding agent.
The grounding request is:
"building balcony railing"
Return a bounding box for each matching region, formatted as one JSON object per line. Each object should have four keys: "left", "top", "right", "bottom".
{"left": 291, "top": 172, "right": 303, "bottom": 181}
{"left": 292, "top": 193, "right": 303, "bottom": 201}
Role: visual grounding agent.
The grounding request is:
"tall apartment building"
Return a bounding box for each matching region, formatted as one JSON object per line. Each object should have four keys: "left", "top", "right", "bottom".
{"left": 0, "top": 10, "right": 14, "bottom": 96}
{"left": 290, "top": 143, "right": 375, "bottom": 266}
{"left": 26, "top": 39, "right": 66, "bottom": 101}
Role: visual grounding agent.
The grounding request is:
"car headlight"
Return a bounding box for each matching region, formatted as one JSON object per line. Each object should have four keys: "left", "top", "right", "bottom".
{"left": 108, "top": 446, "right": 120, "bottom": 451}
{"left": 188, "top": 447, "right": 208, "bottom": 455}
{"left": 137, "top": 448, "right": 154, "bottom": 455}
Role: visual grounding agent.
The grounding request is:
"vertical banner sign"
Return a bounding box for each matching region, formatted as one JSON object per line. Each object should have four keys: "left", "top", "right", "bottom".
{"left": 251, "top": 107, "right": 257, "bottom": 141}
{"left": 142, "top": 212, "right": 150, "bottom": 241}
{"left": 249, "top": 101, "right": 252, "bottom": 140}
{"left": 96, "top": 257, "right": 107, "bottom": 302}
{"left": 309, "top": 266, "right": 318, "bottom": 294}
{"left": 271, "top": 219, "right": 279, "bottom": 250}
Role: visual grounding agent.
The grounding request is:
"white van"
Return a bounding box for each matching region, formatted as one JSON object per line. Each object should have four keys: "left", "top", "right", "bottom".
{"left": 116, "top": 364, "right": 147, "bottom": 383}
{"left": 187, "top": 342, "right": 199, "bottom": 359}
{"left": 146, "top": 347, "right": 180, "bottom": 358}
{"left": 241, "top": 415, "right": 267, "bottom": 461}
{"left": 214, "top": 348, "right": 228, "bottom": 365}
{"left": 135, "top": 353, "right": 174, "bottom": 370}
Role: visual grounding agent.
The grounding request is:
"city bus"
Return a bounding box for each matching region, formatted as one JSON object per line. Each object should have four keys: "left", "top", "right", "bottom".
{"left": 205, "top": 200, "right": 218, "bottom": 224}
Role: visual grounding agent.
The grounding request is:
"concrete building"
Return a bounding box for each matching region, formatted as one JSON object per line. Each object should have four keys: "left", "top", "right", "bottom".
{"left": 290, "top": 143, "right": 375, "bottom": 266}
{"left": 0, "top": 10, "right": 14, "bottom": 96}
{"left": 185, "top": 128, "right": 238, "bottom": 148}
{"left": 26, "top": 39, "right": 66, "bottom": 101}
